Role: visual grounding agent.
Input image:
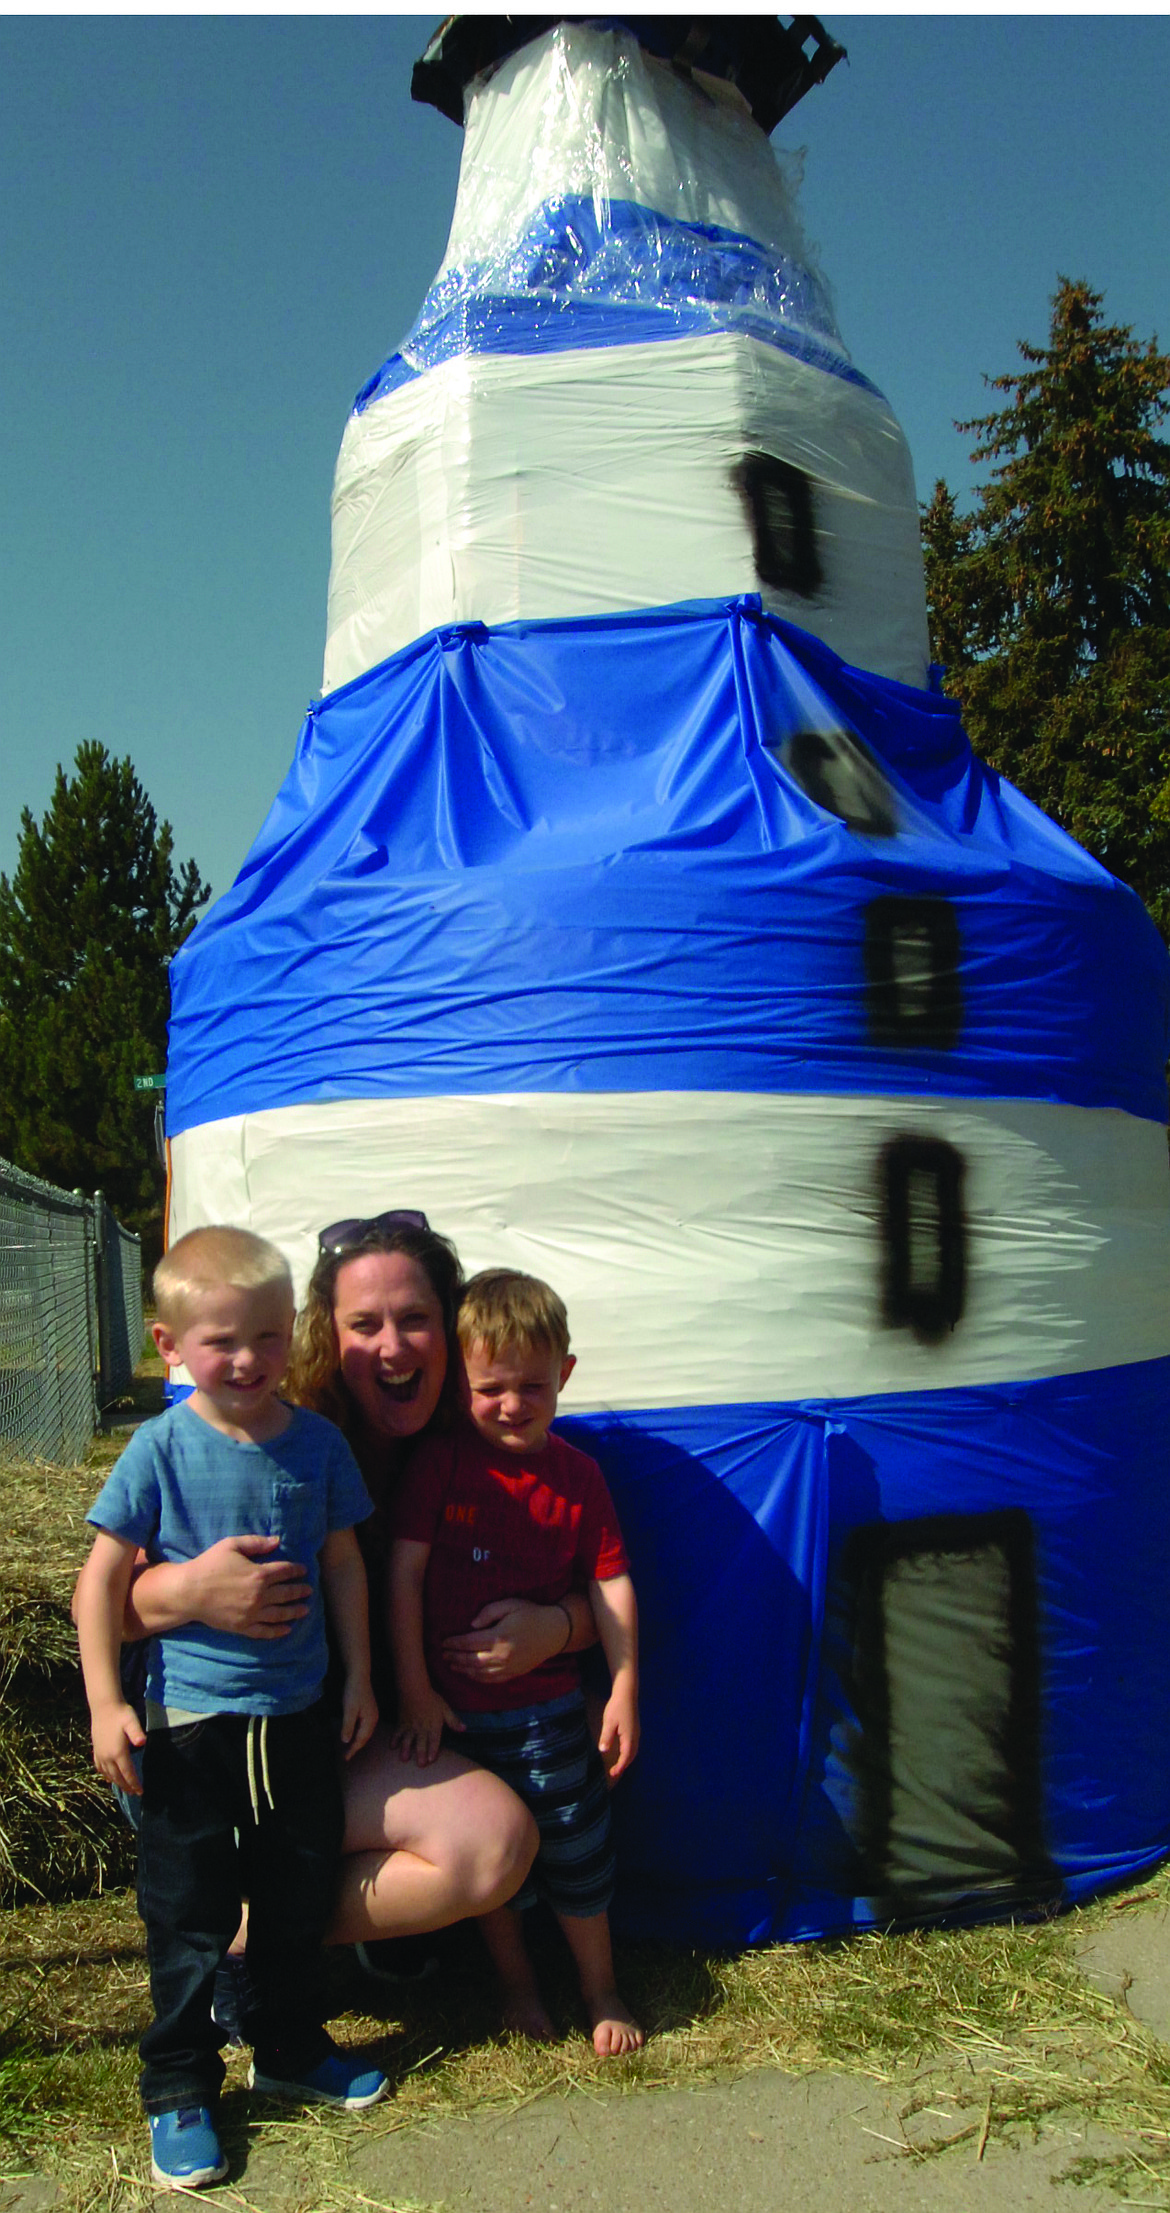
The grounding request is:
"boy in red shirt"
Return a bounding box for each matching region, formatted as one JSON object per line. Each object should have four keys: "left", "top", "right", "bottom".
{"left": 390, "top": 1269, "right": 642, "bottom": 2056}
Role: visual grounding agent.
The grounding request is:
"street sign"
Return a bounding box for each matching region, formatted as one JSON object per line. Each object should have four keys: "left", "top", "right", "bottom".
{"left": 134, "top": 1073, "right": 166, "bottom": 1092}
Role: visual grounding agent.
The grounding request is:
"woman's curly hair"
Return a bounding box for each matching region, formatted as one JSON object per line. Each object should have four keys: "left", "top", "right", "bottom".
{"left": 285, "top": 1219, "right": 463, "bottom": 1443}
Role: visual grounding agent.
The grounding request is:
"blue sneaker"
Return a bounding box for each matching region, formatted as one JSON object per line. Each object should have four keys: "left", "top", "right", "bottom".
{"left": 248, "top": 2042, "right": 388, "bottom": 2110}
{"left": 149, "top": 2106, "right": 228, "bottom": 2189}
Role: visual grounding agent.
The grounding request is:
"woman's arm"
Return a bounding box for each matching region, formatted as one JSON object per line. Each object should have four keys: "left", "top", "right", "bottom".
{"left": 113, "top": 1536, "right": 313, "bottom": 1641}
{"left": 320, "top": 1527, "right": 378, "bottom": 1759}
{"left": 440, "top": 1588, "right": 597, "bottom": 1683}
{"left": 388, "top": 1538, "right": 466, "bottom": 1764}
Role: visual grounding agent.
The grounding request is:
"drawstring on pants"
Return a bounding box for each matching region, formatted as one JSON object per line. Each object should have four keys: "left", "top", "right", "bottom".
{"left": 245, "top": 1716, "right": 274, "bottom": 1823}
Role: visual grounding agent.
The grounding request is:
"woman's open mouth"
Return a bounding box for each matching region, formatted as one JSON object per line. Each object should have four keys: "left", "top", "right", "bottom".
{"left": 378, "top": 1369, "right": 422, "bottom": 1403}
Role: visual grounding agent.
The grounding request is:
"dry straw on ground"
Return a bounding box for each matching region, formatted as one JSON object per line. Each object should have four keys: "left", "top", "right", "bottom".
{"left": 7, "top": 1875, "right": 1170, "bottom": 2211}
{"left": 0, "top": 1443, "right": 136, "bottom": 1908}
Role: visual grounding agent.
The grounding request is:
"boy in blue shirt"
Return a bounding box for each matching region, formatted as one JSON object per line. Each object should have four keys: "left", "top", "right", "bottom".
{"left": 75, "top": 1226, "right": 386, "bottom": 2191}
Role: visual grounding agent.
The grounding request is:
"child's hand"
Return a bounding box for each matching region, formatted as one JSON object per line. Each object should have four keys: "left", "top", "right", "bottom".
{"left": 90, "top": 1700, "right": 147, "bottom": 1794}
{"left": 390, "top": 1686, "right": 465, "bottom": 1768}
{"left": 598, "top": 1677, "right": 639, "bottom": 1781}
{"left": 339, "top": 1674, "right": 379, "bottom": 1761}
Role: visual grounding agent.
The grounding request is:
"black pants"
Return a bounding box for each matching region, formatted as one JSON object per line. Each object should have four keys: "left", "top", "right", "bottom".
{"left": 136, "top": 1703, "right": 343, "bottom": 2114}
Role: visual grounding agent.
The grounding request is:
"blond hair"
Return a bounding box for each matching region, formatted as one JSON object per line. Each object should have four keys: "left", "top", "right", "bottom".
{"left": 457, "top": 1270, "right": 570, "bottom": 1365}
{"left": 154, "top": 1226, "right": 293, "bottom": 1331}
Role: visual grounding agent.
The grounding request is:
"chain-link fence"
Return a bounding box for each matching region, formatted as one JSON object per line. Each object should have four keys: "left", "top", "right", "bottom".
{"left": 0, "top": 1159, "right": 143, "bottom": 1465}
{"left": 94, "top": 1192, "right": 145, "bottom": 1407}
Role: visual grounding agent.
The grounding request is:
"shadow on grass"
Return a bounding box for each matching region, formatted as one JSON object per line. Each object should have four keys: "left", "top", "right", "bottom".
{"left": 338, "top": 1910, "right": 728, "bottom": 2083}
{"left": 0, "top": 1944, "right": 146, "bottom": 1977}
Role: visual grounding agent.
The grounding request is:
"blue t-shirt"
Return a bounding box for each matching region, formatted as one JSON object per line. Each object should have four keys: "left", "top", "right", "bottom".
{"left": 88, "top": 1401, "right": 372, "bottom": 1717}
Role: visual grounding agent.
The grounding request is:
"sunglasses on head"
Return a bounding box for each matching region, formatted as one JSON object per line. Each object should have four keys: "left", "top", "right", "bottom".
{"left": 318, "top": 1208, "right": 430, "bottom": 1255}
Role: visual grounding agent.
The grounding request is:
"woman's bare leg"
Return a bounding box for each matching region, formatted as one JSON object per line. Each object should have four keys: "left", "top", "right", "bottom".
{"left": 328, "top": 1728, "right": 537, "bottom": 1945}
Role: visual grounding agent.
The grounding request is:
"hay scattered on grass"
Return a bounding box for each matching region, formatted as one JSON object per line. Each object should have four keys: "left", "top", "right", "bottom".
{"left": 7, "top": 1873, "right": 1170, "bottom": 2210}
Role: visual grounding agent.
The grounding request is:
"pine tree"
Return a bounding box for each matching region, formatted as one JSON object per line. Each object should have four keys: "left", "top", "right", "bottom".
{"left": 0, "top": 744, "right": 209, "bottom": 1246}
{"left": 922, "top": 279, "right": 1170, "bottom": 934}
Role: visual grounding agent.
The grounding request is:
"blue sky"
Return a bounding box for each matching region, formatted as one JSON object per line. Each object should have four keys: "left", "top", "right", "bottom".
{"left": 3, "top": 13, "right": 1168, "bottom": 903}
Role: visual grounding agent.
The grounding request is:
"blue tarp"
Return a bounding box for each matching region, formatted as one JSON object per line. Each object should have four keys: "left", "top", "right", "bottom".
{"left": 169, "top": 598, "right": 1170, "bottom": 1133}
{"left": 167, "top": 594, "right": 1170, "bottom": 1942}
{"left": 562, "top": 1354, "right": 1170, "bottom": 1944}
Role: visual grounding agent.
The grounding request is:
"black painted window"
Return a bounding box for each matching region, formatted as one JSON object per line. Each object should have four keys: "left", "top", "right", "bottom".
{"left": 880, "top": 1133, "right": 966, "bottom": 1342}
{"left": 864, "top": 896, "right": 961, "bottom": 1050}
{"left": 843, "top": 1509, "right": 1054, "bottom": 1921}
{"left": 734, "top": 452, "right": 822, "bottom": 599}
{"left": 777, "top": 726, "right": 896, "bottom": 837}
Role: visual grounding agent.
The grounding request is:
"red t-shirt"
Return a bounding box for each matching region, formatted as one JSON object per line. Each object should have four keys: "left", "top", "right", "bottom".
{"left": 392, "top": 1421, "right": 629, "bottom": 1713}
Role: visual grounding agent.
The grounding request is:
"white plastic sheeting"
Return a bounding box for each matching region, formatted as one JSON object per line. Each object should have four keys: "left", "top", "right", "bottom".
{"left": 167, "top": 1090, "right": 1170, "bottom": 1409}
{"left": 443, "top": 23, "right": 839, "bottom": 336}
{"left": 325, "top": 334, "right": 929, "bottom": 694}
{"left": 323, "top": 19, "right": 929, "bottom": 694}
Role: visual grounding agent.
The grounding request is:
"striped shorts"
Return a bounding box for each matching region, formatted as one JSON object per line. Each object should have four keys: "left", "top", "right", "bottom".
{"left": 456, "top": 1689, "right": 615, "bottom": 1919}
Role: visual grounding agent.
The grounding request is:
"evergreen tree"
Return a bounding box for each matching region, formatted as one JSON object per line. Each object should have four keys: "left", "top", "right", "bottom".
{"left": 0, "top": 744, "right": 209, "bottom": 1245}
{"left": 922, "top": 279, "right": 1170, "bottom": 934}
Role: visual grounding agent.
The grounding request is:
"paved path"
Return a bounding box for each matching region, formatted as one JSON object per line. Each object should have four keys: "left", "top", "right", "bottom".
{"left": 330, "top": 2067, "right": 1123, "bottom": 2213}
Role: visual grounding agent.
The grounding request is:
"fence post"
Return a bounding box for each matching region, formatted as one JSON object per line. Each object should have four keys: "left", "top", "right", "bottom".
{"left": 93, "top": 1190, "right": 109, "bottom": 1409}
{"left": 92, "top": 1190, "right": 143, "bottom": 1408}
{"left": 77, "top": 1189, "right": 101, "bottom": 1434}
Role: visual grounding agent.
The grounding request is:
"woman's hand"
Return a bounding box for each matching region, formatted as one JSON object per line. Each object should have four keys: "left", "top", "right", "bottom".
{"left": 339, "top": 1672, "right": 380, "bottom": 1762}
{"left": 390, "top": 1687, "right": 465, "bottom": 1768}
{"left": 441, "top": 1594, "right": 588, "bottom": 1683}
{"left": 127, "top": 1536, "right": 312, "bottom": 1640}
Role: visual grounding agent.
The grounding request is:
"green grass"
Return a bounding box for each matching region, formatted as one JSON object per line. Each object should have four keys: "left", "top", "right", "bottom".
{"left": 5, "top": 1876, "right": 1170, "bottom": 2209}
{"left": 0, "top": 2008, "right": 53, "bottom": 2151}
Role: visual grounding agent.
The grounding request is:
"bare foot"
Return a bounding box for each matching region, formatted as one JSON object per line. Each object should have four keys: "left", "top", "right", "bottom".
{"left": 586, "top": 1988, "right": 644, "bottom": 2057}
{"left": 501, "top": 1983, "right": 557, "bottom": 2042}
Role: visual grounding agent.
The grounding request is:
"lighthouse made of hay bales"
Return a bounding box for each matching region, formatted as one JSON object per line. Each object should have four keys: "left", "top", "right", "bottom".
{"left": 165, "top": 18, "right": 1170, "bottom": 1943}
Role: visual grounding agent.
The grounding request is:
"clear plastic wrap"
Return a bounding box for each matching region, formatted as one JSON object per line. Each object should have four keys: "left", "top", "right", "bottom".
{"left": 361, "top": 22, "right": 848, "bottom": 409}
{"left": 325, "top": 23, "right": 929, "bottom": 694}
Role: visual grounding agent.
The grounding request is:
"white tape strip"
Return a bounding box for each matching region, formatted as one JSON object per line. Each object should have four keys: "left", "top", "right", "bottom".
{"left": 325, "top": 334, "right": 928, "bottom": 696}
{"left": 168, "top": 1090, "right": 1170, "bottom": 1408}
